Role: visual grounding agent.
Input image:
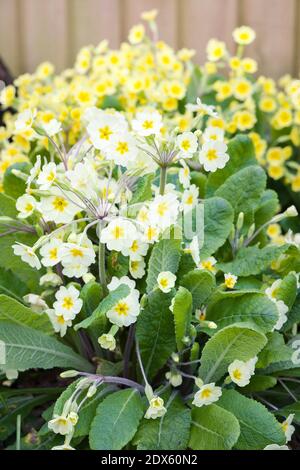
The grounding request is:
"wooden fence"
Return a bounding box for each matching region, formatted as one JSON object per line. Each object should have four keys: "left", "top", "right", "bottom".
{"left": 0, "top": 0, "right": 299, "bottom": 79}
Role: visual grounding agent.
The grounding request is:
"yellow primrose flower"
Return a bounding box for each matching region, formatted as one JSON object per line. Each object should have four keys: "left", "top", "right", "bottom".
{"left": 128, "top": 24, "right": 145, "bottom": 45}
{"left": 141, "top": 9, "right": 158, "bottom": 22}
{"left": 233, "top": 26, "right": 256, "bottom": 45}
{"left": 206, "top": 39, "right": 227, "bottom": 62}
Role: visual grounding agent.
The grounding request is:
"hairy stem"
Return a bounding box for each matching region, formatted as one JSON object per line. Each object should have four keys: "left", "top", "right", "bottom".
{"left": 159, "top": 166, "right": 167, "bottom": 196}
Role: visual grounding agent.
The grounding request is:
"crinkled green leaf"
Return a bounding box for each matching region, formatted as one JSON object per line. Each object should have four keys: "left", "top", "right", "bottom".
{"left": 0, "top": 294, "right": 52, "bottom": 334}
{"left": 0, "top": 321, "right": 93, "bottom": 372}
{"left": 146, "top": 239, "right": 181, "bottom": 293}
{"left": 218, "top": 389, "right": 286, "bottom": 449}
{"left": 257, "top": 332, "right": 292, "bottom": 368}
{"left": 172, "top": 287, "right": 193, "bottom": 350}
{"left": 180, "top": 269, "right": 216, "bottom": 310}
{"left": 198, "top": 325, "right": 267, "bottom": 383}
{"left": 134, "top": 393, "right": 191, "bottom": 450}
{"left": 218, "top": 245, "right": 289, "bottom": 277}
{"left": 206, "top": 135, "right": 256, "bottom": 196}
{"left": 89, "top": 389, "right": 144, "bottom": 450}
{"left": 206, "top": 291, "right": 278, "bottom": 333}
{"left": 201, "top": 197, "right": 234, "bottom": 259}
{"left": 136, "top": 289, "right": 175, "bottom": 379}
{"left": 189, "top": 404, "right": 240, "bottom": 450}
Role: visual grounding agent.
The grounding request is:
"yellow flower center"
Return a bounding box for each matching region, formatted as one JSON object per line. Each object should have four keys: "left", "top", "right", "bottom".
{"left": 116, "top": 141, "right": 129, "bottom": 154}
{"left": 49, "top": 248, "right": 58, "bottom": 260}
{"left": 52, "top": 196, "right": 68, "bottom": 212}
{"left": 115, "top": 301, "right": 129, "bottom": 316}
{"left": 112, "top": 225, "right": 124, "bottom": 239}
{"left": 157, "top": 202, "right": 168, "bottom": 216}
{"left": 206, "top": 149, "right": 218, "bottom": 161}
{"left": 159, "top": 278, "right": 169, "bottom": 288}
{"left": 70, "top": 248, "right": 84, "bottom": 258}
{"left": 99, "top": 125, "right": 113, "bottom": 140}
{"left": 62, "top": 297, "right": 74, "bottom": 310}
{"left": 232, "top": 369, "right": 242, "bottom": 380}
{"left": 201, "top": 388, "right": 212, "bottom": 399}
{"left": 142, "top": 120, "right": 154, "bottom": 130}
{"left": 181, "top": 139, "right": 191, "bottom": 151}
{"left": 25, "top": 203, "right": 33, "bottom": 212}
{"left": 131, "top": 240, "right": 139, "bottom": 252}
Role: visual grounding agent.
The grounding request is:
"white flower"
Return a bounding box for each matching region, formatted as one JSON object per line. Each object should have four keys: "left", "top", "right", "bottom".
{"left": 273, "top": 300, "right": 289, "bottom": 331}
{"left": 65, "top": 161, "right": 98, "bottom": 199}
{"left": 52, "top": 444, "right": 75, "bottom": 451}
{"left": 26, "top": 155, "right": 41, "bottom": 188}
{"left": 228, "top": 357, "right": 257, "bottom": 387}
{"left": 43, "top": 119, "right": 62, "bottom": 136}
{"left": 192, "top": 383, "right": 222, "bottom": 407}
{"left": 149, "top": 193, "right": 179, "bottom": 230}
{"left": 285, "top": 205, "right": 298, "bottom": 217}
{"left": 98, "top": 334, "right": 116, "bottom": 351}
{"left": 142, "top": 224, "right": 160, "bottom": 244}
{"left": 145, "top": 396, "right": 167, "bottom": 419}
{"left": 129, "top": 259, "right": 146, "bottom": 279}
{"left": 157, "top": 271, "right": 176, "bottom": 293}
{"left": 47, "top": 308, "right": 72, "bottom": 337}
{"left": 233, "top": 26, "right": 256, "bottom": 45}
{"left": 12, "top": 243, "right": 41, "bottom": 269}
{"left": 132, "top": 110, "right": 163, "bottom": 136}
{"left": 202, "top": 126, "right": 225, "bottom": 143}
{"left": 40, "top": 238, "right": 62, "bottom": 267}
{"left": 224, "top": 272, "right": 238, "bottom": 289}
{"left": 281, "top": 414, "right": 295, "bottom": 443}
{"left": 184, "top": 236, "right": 200, "bottom": 266}
{"left": 87, "top": 110, "right": 128, "bottom": 150}
{"left": 16, "top": 194, "right": 37, "bottom": 219}
{"left": 265, "top": 279, "right": 282, "bottom": 301}
{"left": 59, "top": 240, "right": 95, "bottom": 277}
{"left": 128, "top": 24, "right": 145, "bottom": 45}
{"left": 23, "top": 294, "right": 48, "bottom": 314}
{"left": 39, "top": 188, "right": 80, "bottom": 224}
{"left": 165, "top": 371, "right": 183, "bottom": 387}
{"left": 53, "top": 285, "right": 83, "bottom": 321}
{"left": 186, "top": 97, "right": 218, "bottom": 117}
{"left": 199, "top": 141, "right": 230, "bottom": 172}
{"left": 15, "top": 109, "right": 36, "bottom": 132}
{"left": 36, "top": 162, "right": 57, "bottom": 190}
{"left": 40, "top": 271, "right": 63, "bottom": 287}
{"left": 100, "top": 218, "right": 137, "bottom": 251}
{"left": 182, "top": 184, "right": 199, "bottom": 209}
{"left": 121, "top": 237, "right": 148, "bottom": 261}
{"left": 179, "top": 161, "right": 191, "bottom": 188}
{"left": 106, "top": 276, "right": 140, "bottom": 327}
{"left": 48, "top": 412, "right": 77, "bottom": 435}
{"left": 264, "top": 444, "right": 289, "bottom": 450}
{"left": 199, "top": 256, "right": 217, "bottom": 273}
{"left": 176, "top": 132, "right": 198, "bottom": 158}
{"left": 104, "top": 132, "right": 138, "bottom": 167}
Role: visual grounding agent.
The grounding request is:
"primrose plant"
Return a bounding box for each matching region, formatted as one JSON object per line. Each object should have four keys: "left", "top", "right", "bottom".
{"left": 0, "top": 97, "right": 299, "bottom": 451}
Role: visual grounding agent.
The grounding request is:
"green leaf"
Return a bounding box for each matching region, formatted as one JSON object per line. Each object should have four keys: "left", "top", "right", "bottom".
{"left": 218, "top": 245, "right": 289, "bottom": 277}
{"left": 80, "top": 281, "right": 103, "bottom": 317}
{"left": 0, "top": 294, "right": 52, "bottom": 334}
{"left": 218, "top": 389, "right": 286, "bottom": 449}
{"left": 130, "top": 175, "right": 154, "bottom": 204}
{"left": 180, "top": 269, "right": 216, "bottom": 310}
{"left": 89, "top": 389, "right": 144, "bottom": 450}
{"left": 283, "top": 292, "right": 300, "bottom": 332}
{"left": 75, "top": 284, "right": 130, "bottom": 330}
{"left": 3, "top": 162, "right": 30, "bottom": 199}
{"left": 242, "top": 375, "right": 277, "bottom": 393}
{"left": 0, "top": 321, "right": 93, "bottom": 372}
{"left": 254, "top": 190, "right": 279, "bottom": 227}
{"left": 206, "top": 135, "right": 256, "bottom": 196}
{"left": 0, "top": 193, "right": 18, "bottom": 217}
{"left": 133, "top": 392, "right": 191, "bottom": 450}
{"left": 172, "top": 287, "right": 193, "bottom": 350}
{"left": 146, "top": 239, "right": 181, "bottom": 293}
{"left": 136, "top": 290, "right": 175, "bottom": 379}
{"left": 107, "top": 251, "right": 129, "bottom": 278}
{"left": 198, "top": 325, "right": 267, "bottom": 383}
{"left": 201, "top": 197, "right": 234, "bottom": 259}
{"left": 189, "top": 404, "right": 240, "bottom": 450}
{"left": 0, "top": 231, "right": 41, "bottom": 291}
{"left": 276, "top": 272, "right": 298, "bottom": 310}
{"left": 215, "top": 165, "right": 266, "bottom": 221}
{"left": 206, "top": 291, "right": 278, "bottom": 333}
{"left": 256, "top": 332, "right": 292, "bottom": 368}
{"left": 0, "top": 267, "right": 28, "bottom": 302}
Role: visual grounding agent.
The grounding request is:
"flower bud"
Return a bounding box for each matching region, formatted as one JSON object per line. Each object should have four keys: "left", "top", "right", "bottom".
{"left": 60, "top": 370, "right": 80, "bottom": 378}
